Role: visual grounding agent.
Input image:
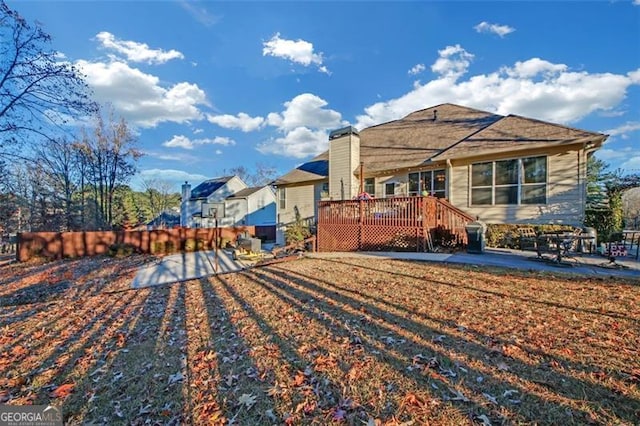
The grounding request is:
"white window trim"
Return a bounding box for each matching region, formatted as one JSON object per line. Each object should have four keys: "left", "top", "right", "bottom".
{"left": 470, "top": 156, "right": 548, "bottom": 206}
{"left": 279, "top": 188, "right": 286, "bottom": 209}
{"left": 408, "top": 169, "right": 446, "bottom": 197}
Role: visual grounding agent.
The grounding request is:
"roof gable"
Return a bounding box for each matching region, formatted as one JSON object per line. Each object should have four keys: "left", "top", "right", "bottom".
{"left": 190, "top": 176, "right": 234, "bottom": 199}
{"left": 226, "top": 187, "right": 266, "bottom": 198}
{"left": 359, "top": 104, "right": 502, "bottom": 172}
{"left": 274, "top": 152, "right": 329, "bottom": 185}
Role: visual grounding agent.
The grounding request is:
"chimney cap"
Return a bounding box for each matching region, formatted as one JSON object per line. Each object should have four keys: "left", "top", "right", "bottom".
{"left": 329, "top": 126, "right": 360, "bottom": 140}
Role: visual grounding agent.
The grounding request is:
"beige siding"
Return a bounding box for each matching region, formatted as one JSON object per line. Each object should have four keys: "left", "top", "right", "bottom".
{"left": 449, "top": 148, "right": 586, "bottom": 225}
{"left": 276, "top": 182, "right": 323, "bottom": 244}
{"left": 329, "top": 134, "right": 360, "bottom": 199}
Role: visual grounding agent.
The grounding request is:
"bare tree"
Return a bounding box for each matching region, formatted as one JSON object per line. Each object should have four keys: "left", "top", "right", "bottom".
{"left": 141, "top": 178, "right": 180, "bottom": 222}
{"left": 0, "top": 2, "right": 96, "bottom": 152}
{"left": 222, "top": 162, "right": 278, "bottom": 186}
{"left": 34, "top": 138, "right": 79, "bottom": 230}
{"left": 79, "top": 107, "right": 142, "bottom": 228}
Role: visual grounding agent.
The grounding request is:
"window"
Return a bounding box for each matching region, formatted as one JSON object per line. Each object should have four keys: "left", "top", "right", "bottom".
{"left": 320, "top": 182, "right": 329, "bottom": 199}
{"left": 279, "top": 187, "right": 286, "bottom": 209}
{"left": 408, "top": 170, "right": 446, "bottom": 197}
{"left": 364, "top": 178, "right": 375, "bottom": 195}
{"left": 471, "top": 156, "right": 547, "bottom": 205}
{"left": 522, "top": 157, "right": 547, "bottom": 204}
{"left": 384, "top": 182, "right": 395, "bottom": 197}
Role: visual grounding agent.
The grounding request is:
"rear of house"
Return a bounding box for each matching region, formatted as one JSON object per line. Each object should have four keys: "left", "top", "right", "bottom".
{"left": 274, "top": 103, "right": 606, "bottom": 245}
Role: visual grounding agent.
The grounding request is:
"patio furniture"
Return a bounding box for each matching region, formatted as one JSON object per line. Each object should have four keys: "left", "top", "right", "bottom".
{"left": 535, "top": 230, "right": 594, "bottom": 265}
{"left": 622, "top": 230, "right": 640, "bottom": 260}
{"left": 518, "top": 227, "right": 538, "bottom": 251}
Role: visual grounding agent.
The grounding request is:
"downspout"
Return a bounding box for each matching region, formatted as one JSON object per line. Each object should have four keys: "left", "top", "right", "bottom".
{"left": 578, "top": 150, "right": 582, "bottom": 224}
{"left": 446, "top": 159, "right": 453, "bottom": 200}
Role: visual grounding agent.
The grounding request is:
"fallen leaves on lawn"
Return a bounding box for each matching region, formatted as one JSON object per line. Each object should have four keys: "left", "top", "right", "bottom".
{"left": 238, "top": 393, "right": 257, "bottom": 409}
{"left": 1, "top": 255, "right": 638, "bottom": 425}
{"left": 49, "top": 383, "right": 74, "bottom": 398}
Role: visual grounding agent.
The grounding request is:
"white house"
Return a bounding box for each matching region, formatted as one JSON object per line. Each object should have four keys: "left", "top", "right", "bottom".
{"left": 180, "top": 176, "right": 276, "bottom": 228}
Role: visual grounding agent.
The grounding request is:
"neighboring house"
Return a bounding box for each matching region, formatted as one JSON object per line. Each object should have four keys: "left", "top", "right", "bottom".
{"left": 147, "top": 209, "right": 180, "bottom": 230}
{"left": 180, "top": 176, "right": 276, "bottom": 228}
{"left": 273, "top": 103, "right": 607, "bottom": 245}
{"left": 225, "top": 186, "right": 277, "bottom": 226}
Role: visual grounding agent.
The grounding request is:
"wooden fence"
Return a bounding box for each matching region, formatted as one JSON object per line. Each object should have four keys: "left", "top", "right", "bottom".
{"left": 16, "top": 226, "right": 257, "bottom": 262}
{"left": 317, "top": 196, "right": 475, "bottom": 252}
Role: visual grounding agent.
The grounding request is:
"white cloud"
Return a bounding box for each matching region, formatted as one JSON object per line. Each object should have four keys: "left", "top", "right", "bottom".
{"left": 133, "top": 169, "right": 209, "bottom": 191}
{"left": 262, "top": 33, "right": 330, "bottom": 74}
{"left": 620, "top": 156, "right": 640, "bottom": 172}
{"left": 180, "top": 1, "right": 220, "bottom": 27}
{"left": 431, "top": 44, "right": 474, "bottom": 79}
{"left": 193, "top": 128, "right": 204, "bottom": 134}
{"left": 76, "top": 59, "right": 208, "bottom": 127}
{"left": 145, "top": 150, "right": 199, "bottom": 163}
{"left": 257, "top": 127, "right": 329, "bottom": 159}
{"left": 355, "top": 45, "right": 640, "bottom": 129}
{"left": 96, "top": 31, "right": 184, "bottom": 64}
{"left": 505, "top": 58, "right": 567, "bottom": 78}
{"left": 162, "top": 135, "right": 236, "bottom": 149}
{"left": 474, "top": 21, "right": 515, "bottom": 37}
{"left": 258, "top": 93, "right": 347, "bottom": 158}
{"left": 634, "top": 0, "right": 640, "bottom": 6}
{"left": 596, "top": 148, "right": 627, "bottom": 161}
{"left": 207, "top": 112, "right": 264, "bottom": 132}
{"left": 408, "top": 63, "right": 426, "bottom": 76}
{"left": 604, "top": 122, "right": 640, "bottom": 138}
{"left": 211, "top": 136, "right": 235, "bottom": 146}
{"left": 265, "top": 93, "right": 344, "bottom": 131}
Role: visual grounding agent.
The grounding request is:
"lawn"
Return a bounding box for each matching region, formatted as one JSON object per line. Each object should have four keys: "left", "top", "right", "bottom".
{"left": 1, "top": 255, "right": 639, "bottom": 425}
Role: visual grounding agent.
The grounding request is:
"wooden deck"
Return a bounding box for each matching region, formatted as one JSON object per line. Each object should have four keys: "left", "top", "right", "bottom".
{"left": 317, "top": 196, "right": 475, "bottom": 252}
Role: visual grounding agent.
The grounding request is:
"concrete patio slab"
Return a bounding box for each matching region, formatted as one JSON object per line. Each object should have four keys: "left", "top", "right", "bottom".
{"left": 306, "top": 248, "right": 640, "bottom": 279}
{"left": 131, "top": 249, "right": 248, "bottom": 289}
{"left": 132, "top": 246, "right": 639, "bottom": 289}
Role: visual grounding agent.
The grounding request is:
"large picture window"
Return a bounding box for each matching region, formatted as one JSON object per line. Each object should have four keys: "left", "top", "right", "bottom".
{"left": 408, "top": 169, "right": 446, "bottom": 198}
{"left": 471, "top": 156, "right": 547, "bottom": 205}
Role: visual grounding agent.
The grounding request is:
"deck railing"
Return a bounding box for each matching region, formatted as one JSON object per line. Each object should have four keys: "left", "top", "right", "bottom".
{"left": 317, "top": 196, "right": 475, "bottom": 252}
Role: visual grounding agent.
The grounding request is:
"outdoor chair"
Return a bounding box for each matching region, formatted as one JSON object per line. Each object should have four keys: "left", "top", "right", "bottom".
{"left": 558, "top": 228, "right": 582, "bottom": 257}
{"left": 518, "top": 227, "right": 538, "bottom": 251}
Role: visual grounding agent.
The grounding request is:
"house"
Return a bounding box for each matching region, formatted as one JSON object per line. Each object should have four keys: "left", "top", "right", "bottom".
{"left": 147, "top": 209, "right": 180, "bottom": 230}
{"left": 180, "top": 175, "right": 276, "bottom": 229}
{"left": 273, "top": 103, "right": 607, "bottom": 245}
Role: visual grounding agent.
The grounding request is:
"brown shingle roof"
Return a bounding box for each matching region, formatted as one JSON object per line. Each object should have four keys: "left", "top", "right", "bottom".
{"left": 274, "top": 152, "right": 328, "bottom": 185}
{"left": 226, "top": 187, "right": 264, "bottom": 198}
{"left": 433, "top": 114, "right": 606, "bottom": 160}
{"left": 275, "top": 103, "right": 607, "bottom": 184}
{"left": 360, "top": 104, "right": 501, "bottom": 172}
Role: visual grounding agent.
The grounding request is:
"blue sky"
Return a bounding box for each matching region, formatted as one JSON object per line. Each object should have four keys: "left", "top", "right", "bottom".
{"left": 10, "top": 0, "right": 640, "bottom": 191}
